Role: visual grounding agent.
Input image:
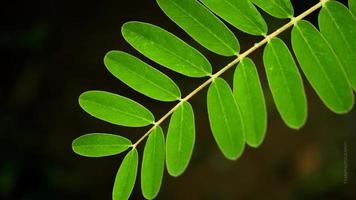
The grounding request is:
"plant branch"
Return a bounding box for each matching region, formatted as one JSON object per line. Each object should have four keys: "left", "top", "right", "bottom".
{"left": 131, "top": 0, "right": 327, "bottom": 148}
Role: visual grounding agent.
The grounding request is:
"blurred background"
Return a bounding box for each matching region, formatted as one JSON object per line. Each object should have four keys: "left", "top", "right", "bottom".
{"left": 1, "top": 0, "right": 355, "bottom": 199}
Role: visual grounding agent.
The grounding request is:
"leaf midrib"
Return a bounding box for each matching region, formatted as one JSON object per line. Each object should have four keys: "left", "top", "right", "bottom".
{"left": 295, "top": 25, "right": 344, "bottom": 109}
{"left": 239, "top": 61, "right": 258, "bottom": 143}
{"left": 109, "top": 56, "right": 180, "bottom": 100}
{"left": 125, "top": 28, "right": 210, "bottom": 75}
{"left": 213, "top": 82, "right": 234, "bottom": 153}
{"left": 221, "top": 0, "right": 265, "bottom": 34}
{"left": 269, "top": 41, "right": 299, "bottom": 123}
{"left": 168, "top": 0, "right": 235, "bottom": 53}
{"left": 82, "top": 98, "right": 153, "bottom": 123}
{"left": 324, "top": 5, "right": 356, "bottom": 65}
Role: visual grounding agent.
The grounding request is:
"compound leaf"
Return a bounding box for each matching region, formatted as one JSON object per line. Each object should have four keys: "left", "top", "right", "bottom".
{"left": 263, "top": 37, "right": 307, "bottom": 129}
{"left": 201, "top": 0, "right": 267, "bottom": 35}
{"left": 166, "top": 101, "right": 195, "bottom": 177}
{"left": 207, "top": 78, "right": 245, "bottom": 160}
{"left": 319, "top": 1, "right": 356, "bottom": 91}
{"left": 141, "top": 126, "right": 165, "bottom": 200}
{"left": 113, "top": 148, "right": 138, "bottom": 200}
{"left": 79, "top": 90, "right": 154, "bottom": 127}
{"left": 291, "top": 20, "right": 354, "bottom": 114}
{"left": 252, "top": 0, "right": 294, "bottom": 19}
{"left": 122, "top": 22, "right": 212, "bottom": 77}
{"left": 104, "top": 51, "right": 181, "bottom": 102}
{"left": 156, "top": 0, "right": 239, "bottom": 56}
{"left": 234, "top": 58, "right": 267, "bottom": 147}
{"left": 72, "top": 133, "right": 132, "bottom": 157}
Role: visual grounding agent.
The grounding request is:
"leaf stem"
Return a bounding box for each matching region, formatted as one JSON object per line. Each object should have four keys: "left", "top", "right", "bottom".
{"left": 132, "top": 0, "right": 327, "bottom": 148}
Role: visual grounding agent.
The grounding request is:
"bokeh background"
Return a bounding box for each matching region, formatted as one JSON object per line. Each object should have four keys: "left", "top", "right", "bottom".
{"left": 1, "top": 0, "right": 355, "bottom": 199}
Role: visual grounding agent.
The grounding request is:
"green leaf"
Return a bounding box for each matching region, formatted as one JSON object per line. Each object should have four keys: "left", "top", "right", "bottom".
{"left": 207, "top": 78, "right": 245, "bottom": 160}
{"left": 156, "top": 0, "right": 239, "bottom": 56}
{"left": 166, "top": 101, "right": 195, "bottom": 177}
{"left": 233, "top": 58, "right": 267, "bottom": 147}
{"left": 122, "top": 22, "right": 212, "bottom": 77}
{"left": 79, "top": 90, "right": 155, "bottom": 127}
{"left": 201, "top": 0, "right": 267, "bottom": 35}
{"left": 113, "top": 148, "right": 138, "bottom": 200}
{"left": 104, "top": 51, "right": 181, "bottom": 102}
{"left": 141, "top": 126, "right": 165, "bottom": 200}
{"left": 291, "top": 20, "right": 354, "bottom": 114}
{"left": 263, "top": 37, "right": 307, "bottom": 129}
{"left": 350, "top": 0, "right": 356, "bottom": 17}
{"left": 72, "top": 133, "right": 132, "bottom": 157}
{"left": 319, "top": 1, "right": 356, "bottom": 91}
{"left": 252, "top": 0, "right": 294, "bottom": 19}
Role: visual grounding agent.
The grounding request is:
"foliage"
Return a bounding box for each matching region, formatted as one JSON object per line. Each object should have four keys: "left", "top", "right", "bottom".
{"left": 72, "top": 0, "right": 356, "bottom": 199}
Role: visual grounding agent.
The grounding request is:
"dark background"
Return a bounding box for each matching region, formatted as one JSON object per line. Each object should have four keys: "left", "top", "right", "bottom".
{"left": 1, "top": 0, "right": 355, "bottom": 199}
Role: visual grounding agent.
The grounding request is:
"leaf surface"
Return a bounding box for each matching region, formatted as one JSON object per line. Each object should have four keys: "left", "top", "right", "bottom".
{"left": 79, "top": 91, "right": 155, "bottom": 127}
{"left": 104, "top": 51, "right": 181, "bottom": 102}
{"left": 319, "top": 1, "right": 356, "bottom": 90}
{"left": 201, "top": 0, "right": 267, "bottom": 35}
{"left": 156, "top": 0, "right": 239, "bottom": 56}
{"left": 141, "top": 127, "right": 165, "bottom": 200}
{"left": 113, "top": 148, "right": 138, "bottom": 200}
{"left": 291, "top": 20, "right": 354, "bottom": 114}
{"left": 234, "top": 58, "right": 267, "bottom": 147}
{"left": 207, "top": 78, "right": 245, "bottom": 160}
{"left": 72, "top": 133, "right": 132, "bottom": 157}
{"left": 263, "top": 37, "right": 307, "bottom": 129}
{"left": 252, "top": 0, "right": 294, "bottom": 19}
{"left": 350, "top": 0, "right": 356, "bottom": 17}
{"left": 122, "top": 22, "right": 212, "bottom": 77}
{"left": 166, "top": 101, "right": 195, "bottom": 177}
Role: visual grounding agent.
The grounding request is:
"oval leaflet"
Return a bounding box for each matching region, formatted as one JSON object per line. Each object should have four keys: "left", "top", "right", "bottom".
{"left": 72, "top": 133, "right": 132, "bottom": 157}
{"left": 79, "top": 90, "right": 155, "bottom": 127}
{"left": 122, "top": 21, "right": 212, "bottom": 77}
{"left": 104, "top": 51, "right": 181, "bottom": 102}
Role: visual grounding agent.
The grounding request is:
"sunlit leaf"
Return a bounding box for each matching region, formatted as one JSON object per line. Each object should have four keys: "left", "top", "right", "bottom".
{"left": 251, "top": 0, "right": 294, "bottom": 19}
{"left": 72, "top": 133, "right": 131, "bottom": 157}
{"left": 113, "top": 148, "right": 138, "bottom": 200}
{"left": 207, "top": 78, "right": 245, "bottom": 160}
{"left": 122, "top": 21, "right": 212, "bottom": 77}
{"left": 79, "top": 90, "right": 155, "bottom": 127}
{"left": 234, "top": 58, "right": 267, "bottom": 147}
{"left": 166, "top": 101, "right": 195, "bottom": 177}
{"left": 263, "top": 37, "right": 307, "bottom": 129}
{"left": 201, "top": 0, "right": 267, "bottom": 35}
{"left": 156, "top": 0, "right": 239, "bottom": 56}
{"left": 319, "top": 1, "right": 356, "bottom": 91}
{"left": 291, "top": 20, "right": 354, "bottom": 114}
{"left": 141, "top": 126, "right": 165, "bottom": 200}
{"left": 104, "top": 51, "right": 181, "bottom": 102}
